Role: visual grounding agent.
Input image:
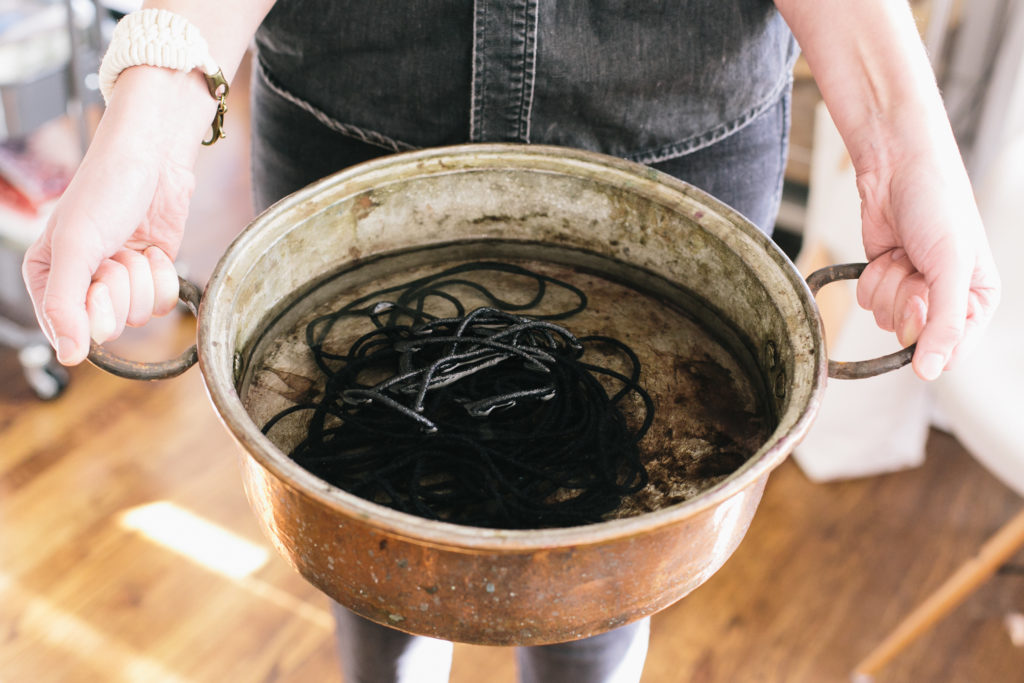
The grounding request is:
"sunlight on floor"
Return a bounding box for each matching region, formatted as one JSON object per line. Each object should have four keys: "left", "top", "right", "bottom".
{"left": 0, "top": 574, "right": 191, "bottom": 683}
{"left": 119, "top": 501, "right": 270, "bottom": 580}
{"left": 119, "top": 500, "right": 334, "bottom": 630}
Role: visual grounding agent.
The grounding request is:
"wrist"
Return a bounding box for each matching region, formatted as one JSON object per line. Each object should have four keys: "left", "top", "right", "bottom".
{"left": 98, "top": 8, "right": 234, "bottom": 152}
{"left": 102, "top": 65, "right": 217, "bottom": 166}
{"left": 843, "top": 87, "right": 955, "bottom": 181}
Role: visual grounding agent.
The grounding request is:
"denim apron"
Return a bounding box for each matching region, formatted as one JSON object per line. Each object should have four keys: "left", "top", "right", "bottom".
{"left": 251, "top": 0, "right": 798, "bottom": 232}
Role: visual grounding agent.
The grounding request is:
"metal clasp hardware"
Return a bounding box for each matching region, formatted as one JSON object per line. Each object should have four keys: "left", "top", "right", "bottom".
{"left": 202, "top": 69, "right": 229, "bottom": 146}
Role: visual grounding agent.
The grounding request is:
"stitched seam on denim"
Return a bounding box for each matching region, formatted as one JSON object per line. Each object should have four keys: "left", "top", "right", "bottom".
{"left": 770, "top": 78, "right": 793, "bottom": 226}
{"left": 518, "top": 0, "right": 539, "bottom": 142}
{"left": 624, "top": 59, "right": 797, "bottom": 166}
{"left": 500, "top": 0, "right": 527, "bottom": 141}
{"left": 256, "top": 59, "right": 416, "bottom": 153}
{"left": 469, "top": 0, "right": 488, "bottom": 141}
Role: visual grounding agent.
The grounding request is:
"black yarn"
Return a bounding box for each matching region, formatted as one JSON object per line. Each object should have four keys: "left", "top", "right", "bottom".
{"left": 262, "top": 262, "right": 653, "bottom": 529}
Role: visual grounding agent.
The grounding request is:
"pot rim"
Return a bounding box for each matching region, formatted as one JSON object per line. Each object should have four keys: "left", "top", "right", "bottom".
{"left": 198, "top": 143, "right": 828, "bottom": 551}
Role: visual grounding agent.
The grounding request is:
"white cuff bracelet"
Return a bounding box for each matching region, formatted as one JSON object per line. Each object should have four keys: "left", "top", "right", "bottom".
{"left": 98, "top": 8, "right": 229, "bottom": 144}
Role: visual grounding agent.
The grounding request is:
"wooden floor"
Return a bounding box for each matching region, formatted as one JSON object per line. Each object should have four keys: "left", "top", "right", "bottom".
{"left": 4, "top": 336, "right": 1024, "bottom": 683}
{"left": 2, "top": 57, "right": 1023, "bottom": 683}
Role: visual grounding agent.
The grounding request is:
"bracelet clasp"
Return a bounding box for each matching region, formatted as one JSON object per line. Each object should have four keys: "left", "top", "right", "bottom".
{"left": 202, "top": 70, "right": 229, "bottom": 146}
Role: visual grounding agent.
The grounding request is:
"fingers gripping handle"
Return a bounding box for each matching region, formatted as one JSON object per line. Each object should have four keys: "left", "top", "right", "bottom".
{"left": 86, "top": 277, "right": 202, "bottom": 380}
{"left": 89, "top": 267, "right": 909, "bottom": 382}
{"left": 805, "top": 263, "right": 915, "bottom": 380}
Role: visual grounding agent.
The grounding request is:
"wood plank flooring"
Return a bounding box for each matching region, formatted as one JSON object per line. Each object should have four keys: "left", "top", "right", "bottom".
{"left": 3, "top": 342, "right": 1023, "bottom": 682}
{"left": 2, "top": 55, "right": 1022, "bottom": 683}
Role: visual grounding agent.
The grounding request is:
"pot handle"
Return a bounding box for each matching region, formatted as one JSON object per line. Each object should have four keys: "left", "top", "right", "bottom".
{"left": 86, "top": 277, "right": 203, "bottom": 380}
{"left": 805, "top": 263, "right": 916, "bottom": 380}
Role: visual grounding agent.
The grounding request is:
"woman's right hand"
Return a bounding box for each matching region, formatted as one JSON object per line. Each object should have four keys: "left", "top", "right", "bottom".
{"left": 22, "top": 66, "right": 216, "bottom": 366}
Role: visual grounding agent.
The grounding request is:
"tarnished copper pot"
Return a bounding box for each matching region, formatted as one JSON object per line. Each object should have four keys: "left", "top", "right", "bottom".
{"left": 92, "top": 144, "right": 911, "bottom": 645}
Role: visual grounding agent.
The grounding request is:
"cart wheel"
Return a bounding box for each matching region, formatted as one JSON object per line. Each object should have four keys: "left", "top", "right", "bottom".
{"left": 18, "top": 345, "right": 70, "bottom": 401}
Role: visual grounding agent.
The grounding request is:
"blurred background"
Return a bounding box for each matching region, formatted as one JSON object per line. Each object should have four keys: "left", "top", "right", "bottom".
{"left": 1, "top": 1, "right": 1022, "bottom": 681}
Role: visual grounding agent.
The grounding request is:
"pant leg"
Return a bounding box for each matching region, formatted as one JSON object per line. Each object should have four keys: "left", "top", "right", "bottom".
{"left": 251, "top": 56, "right": 784, "bottom": 683}
{"left": 515, "top": 618, "right": 650, "bottom": 683}
{"left": 331, "top": 602, "right": 454, "bottom": 683}
{"left": 253, "top": 69, "right": 455, "bottom": 683}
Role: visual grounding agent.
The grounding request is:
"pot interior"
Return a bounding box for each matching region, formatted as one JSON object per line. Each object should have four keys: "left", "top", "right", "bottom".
{"left": 201, "top": 144, "right": 826, "bottom": 533}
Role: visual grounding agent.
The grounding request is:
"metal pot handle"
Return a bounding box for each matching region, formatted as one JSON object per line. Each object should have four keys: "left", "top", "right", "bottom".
{"left": 805, "top": 263, "right": 916, "bottom": 380}
{"left": 86, "top": 277, "right": 202, "bottom": 380}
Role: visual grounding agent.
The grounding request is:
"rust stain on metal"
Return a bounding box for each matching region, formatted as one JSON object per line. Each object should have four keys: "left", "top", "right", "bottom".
{"left": 352, "top": 193, "right": 379, "bottom": 220}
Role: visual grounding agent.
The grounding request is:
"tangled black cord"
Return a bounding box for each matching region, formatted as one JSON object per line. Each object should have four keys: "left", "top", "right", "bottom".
{"left": 262, "top": 262, "right": 653, "bottom": 529}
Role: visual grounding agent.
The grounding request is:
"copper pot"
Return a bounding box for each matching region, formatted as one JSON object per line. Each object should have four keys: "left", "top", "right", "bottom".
{"left": 90, "top": 144, "right": 911, "bottom": 645}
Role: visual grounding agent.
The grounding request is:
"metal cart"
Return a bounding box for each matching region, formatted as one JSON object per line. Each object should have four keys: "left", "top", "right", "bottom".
{"left": 0, "top": 0, "right": 107, "bottom": 399}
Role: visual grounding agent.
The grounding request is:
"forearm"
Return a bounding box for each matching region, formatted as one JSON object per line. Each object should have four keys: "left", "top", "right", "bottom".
{"left": 774, "top": 0, "right": 956, "bottom": 179}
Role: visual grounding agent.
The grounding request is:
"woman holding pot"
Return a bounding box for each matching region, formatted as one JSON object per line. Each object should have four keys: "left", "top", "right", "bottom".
{"left": 22, "top": 1, "right": 1000, "bottom": 682}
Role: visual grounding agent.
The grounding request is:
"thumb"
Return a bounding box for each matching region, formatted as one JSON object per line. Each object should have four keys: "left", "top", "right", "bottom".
{"left": 39, "top": 236, "right": 97, "bottom": 366}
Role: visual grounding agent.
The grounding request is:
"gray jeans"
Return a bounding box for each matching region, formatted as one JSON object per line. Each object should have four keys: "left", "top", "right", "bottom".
{"left": 332, "top": 605, "right": 650, "bottom": 683}
{"left": 249, "top": 6, "right": 792, "bottom": 677}
{"left": 249, "top": 86, "right": 788, "bottom": 679}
